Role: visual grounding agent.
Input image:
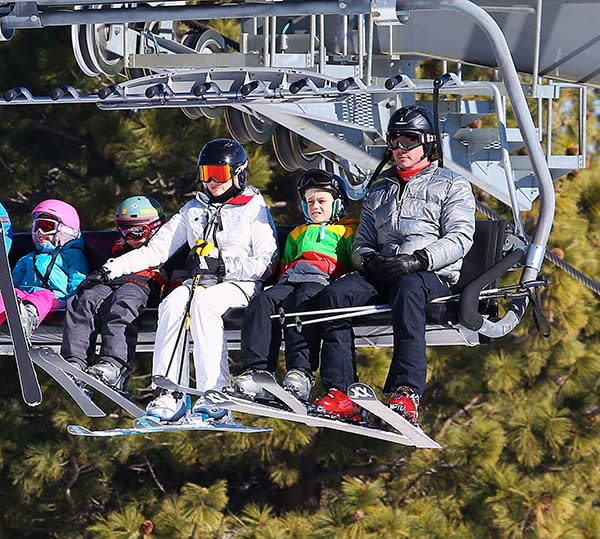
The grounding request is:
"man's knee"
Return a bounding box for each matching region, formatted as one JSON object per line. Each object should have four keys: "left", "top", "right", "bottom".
{"left": 391, "top": 273, "right": 426, "bottom": 297}
{"left": 159, "top": 286, "right": 189, "bottom": 317}
{"left": 319, "top": 279, "right": 353, "bottom": 309}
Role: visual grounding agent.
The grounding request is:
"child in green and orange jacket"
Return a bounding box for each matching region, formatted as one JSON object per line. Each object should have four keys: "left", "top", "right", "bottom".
{"left": 233, "top": 169, "right": 358, "bottom": 403}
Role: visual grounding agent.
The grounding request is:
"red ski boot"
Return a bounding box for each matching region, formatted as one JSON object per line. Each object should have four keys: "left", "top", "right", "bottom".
{"left": 387, "top": 386, "right": 420, "bottom": 426}
{"left": 312, "top": 388, "right": 364, "bottom": 422}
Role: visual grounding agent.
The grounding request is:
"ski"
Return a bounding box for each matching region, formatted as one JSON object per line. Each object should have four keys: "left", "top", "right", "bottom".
{"left": 247, "top": 371, "right": 308, "bottom": 414}
{"left": 67, "top": 416, "right": 272, "bottom": 437}
{"left": 134, "top": 415, "right": 271, "bottom": 433}
{"left": 29, "top": 347, "right": 105, "bottom": 417}
{"left": 204, "top": 389, "right": 415, "bottom": 446}
{"left": 0, "top": 225, "right": 42, "bottom": 405}
{"left": 347, "top": 383, "right": 441, "bottom": 449}
{"left": 152, "top": 375, "right": 414, "bottom": 445}
{"left": 31, "top": 346, "right": 145, "bottom": 418}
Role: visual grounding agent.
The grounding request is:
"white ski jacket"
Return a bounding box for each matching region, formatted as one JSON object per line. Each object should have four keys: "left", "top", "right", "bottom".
{"left": 103, "top": 186, "right": 278, "bottom": 284}
{"left": 352, "top": 162, "right": 476, "bottom": 286}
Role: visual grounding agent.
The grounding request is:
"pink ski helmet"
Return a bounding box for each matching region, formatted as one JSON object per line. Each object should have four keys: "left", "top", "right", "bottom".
{"left": 31, "top": 199, "right": 80, "bottom": 246}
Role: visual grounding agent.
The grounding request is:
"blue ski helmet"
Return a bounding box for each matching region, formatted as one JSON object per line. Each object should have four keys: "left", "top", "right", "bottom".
{"left": 0, "top": 202, "right": 12, "bottom": 253}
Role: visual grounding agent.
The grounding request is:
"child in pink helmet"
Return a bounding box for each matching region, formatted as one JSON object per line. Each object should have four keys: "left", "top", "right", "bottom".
{"left": 0, "top": 199, "right": 88, "bottom": 341}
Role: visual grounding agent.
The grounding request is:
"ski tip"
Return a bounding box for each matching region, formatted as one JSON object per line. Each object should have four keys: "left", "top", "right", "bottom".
{"left": 23, "top": 393, "right": 43, "bottom": 406}
{"left": 347, "top": 383, "right": 377, "bottom": 400}
{"left": 204, "top": 390, "right": 230, "bottom": 404}
{"left": 21, "top": 379, "right": 43, "bottom": 406}
{"left": 67, "top": 425, "right": 92, "bottom": 435}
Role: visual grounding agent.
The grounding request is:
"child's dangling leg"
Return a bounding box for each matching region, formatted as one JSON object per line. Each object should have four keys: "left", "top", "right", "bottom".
{"left": 15, "top": 288, "right": 57, "bottom": 341}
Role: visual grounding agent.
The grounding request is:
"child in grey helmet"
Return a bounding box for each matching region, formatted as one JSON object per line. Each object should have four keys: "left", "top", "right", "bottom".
{"left": 233, "top": 169, "right": 358, "bottom": 404}
{"left": 61, "top": 196, "right": 168, "bottom": 393}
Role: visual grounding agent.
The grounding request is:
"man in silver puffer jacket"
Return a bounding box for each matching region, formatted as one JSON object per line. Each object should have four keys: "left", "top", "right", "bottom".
{"left": 312, "top": 105, "right": 476, "bottom": 426}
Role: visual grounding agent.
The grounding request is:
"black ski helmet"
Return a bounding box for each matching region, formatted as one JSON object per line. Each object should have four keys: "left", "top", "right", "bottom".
{"left": 297, "top": 169, "right": 349, "bottom": 222}
{"left": 197, "top": 138, "right": 249, "bottom": 189}
{"left": 386, "top": 105, "right": 437, "bottom": 158}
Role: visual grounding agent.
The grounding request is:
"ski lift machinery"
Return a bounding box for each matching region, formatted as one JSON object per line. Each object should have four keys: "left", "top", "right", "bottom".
{"left": 0, "top": 0, "right": 597, "bottom": 349}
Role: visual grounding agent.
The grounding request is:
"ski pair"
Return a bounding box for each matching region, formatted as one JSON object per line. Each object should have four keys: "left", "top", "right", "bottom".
{"left": 153, "top": 373, "right": 441, "bottom": 448}
{"left": 67, "top": 415, "right": 272, "bottom": 437}
{"left": 30, "top": 346, "right": 145, "bottom": 418}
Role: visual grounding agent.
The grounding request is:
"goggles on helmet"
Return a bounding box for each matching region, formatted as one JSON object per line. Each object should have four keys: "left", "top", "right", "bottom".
{"left": 199, "top": 165, "right": 233, "bottom": 184}
{"left": 388, "top": 134, "right": 424, "bottom": 151}
{"left": 298, "top": 170, "right": 338, "bottom": 194}
{"left": 118, "top": 225, "right": 151, "bottom": 241}
{"left": 33, "top": 217, "right": 60, "bottom": 235}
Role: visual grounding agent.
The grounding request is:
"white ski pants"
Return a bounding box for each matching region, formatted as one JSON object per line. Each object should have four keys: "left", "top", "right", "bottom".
{"left": 152, "top": 280, "right": 256, "bottom": 392}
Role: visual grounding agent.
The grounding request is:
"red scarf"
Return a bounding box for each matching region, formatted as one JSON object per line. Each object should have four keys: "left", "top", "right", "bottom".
{"left": 396, "top": 163, "right": 429, "bottom": 182}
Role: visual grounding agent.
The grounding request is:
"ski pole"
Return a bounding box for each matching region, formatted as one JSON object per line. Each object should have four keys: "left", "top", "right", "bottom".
{"left": 271, "top": 303, "right": 385, "bottom": 323}
{"left": 164, "top": 273, "right": 201, "bottom": 384}
{"left": 285, "top": 305, "right": 391, "bottom": 330}
{"left": 288, "top": 279, "right": 550, "bottom": 328}
{"left": 428, "top": 279, "right": 548, "bottom": 303}
{"left": 166, "top": 239, "right": 214, "bottom": 383}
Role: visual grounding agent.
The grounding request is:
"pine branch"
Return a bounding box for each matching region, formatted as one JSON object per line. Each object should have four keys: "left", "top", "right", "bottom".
{"left": 144, "top": 455, "right": 166, "bottom": 494}
{"left": 64, "top": 456, "right": 80, "bottom": 514}
{"left": 305, "top": 460, "right": 408, "bottom": 485}
{"left": 437, "top": 394, "right": 482, "bottom": 438}
{"left": 3, "top": 109, "right": 123, "bottom": 181}
{"left": 581, "top": 401, "right": 600, "bottom": 418}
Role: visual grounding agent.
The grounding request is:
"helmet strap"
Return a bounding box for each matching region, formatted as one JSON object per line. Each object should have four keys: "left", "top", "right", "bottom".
{"left": 206, "top": 183, "right": 240, "bottom": 203}
{"left": 332, "top": 199, "right": 342, "bottom": 221}
{"left": 366, "top": 148, "right": 392, "bottom": 189}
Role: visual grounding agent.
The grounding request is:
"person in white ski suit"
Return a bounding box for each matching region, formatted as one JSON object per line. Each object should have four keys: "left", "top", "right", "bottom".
{"left": 97, "top": 139, "right": 278, "bottom": 420}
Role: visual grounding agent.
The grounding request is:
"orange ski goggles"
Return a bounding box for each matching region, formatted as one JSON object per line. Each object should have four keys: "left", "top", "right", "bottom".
{"left": 199, "top": 165, "right": 233, "bottom": 183}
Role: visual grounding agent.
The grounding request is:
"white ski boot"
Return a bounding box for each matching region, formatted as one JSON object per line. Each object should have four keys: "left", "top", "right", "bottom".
{"left": 192, "top": 396, "right": 231, "bottom": 423}
{"left": 18, "top": 300, "right": 39, "bottom": 343}
{"left": 146, "top": 390, "right": 186, "bottom": 421}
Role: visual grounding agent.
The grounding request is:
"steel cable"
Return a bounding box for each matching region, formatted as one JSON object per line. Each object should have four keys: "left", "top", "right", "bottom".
{"left": 476, "top": 200, "right": 600, "bottom": 296}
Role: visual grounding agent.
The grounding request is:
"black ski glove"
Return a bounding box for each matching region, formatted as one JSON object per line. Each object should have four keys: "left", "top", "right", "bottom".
{"left": 362, "top": 253, "right": 388, "bottom": 282}
{"left": 364, "top": 250, "right": 429, "bottom": 286}
{"left": 189, "top": 255, "right": 225, "bottom": 277}
{"left": 78, "top": 267, "right": 111, "bottom": 290}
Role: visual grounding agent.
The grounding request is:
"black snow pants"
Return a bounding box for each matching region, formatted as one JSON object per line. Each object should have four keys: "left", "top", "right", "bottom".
{"left": 240, "top": 281, "right": 325, "bottom": 374}
{"left": 317, "top": 271, "right": 450, "bottom": 396}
